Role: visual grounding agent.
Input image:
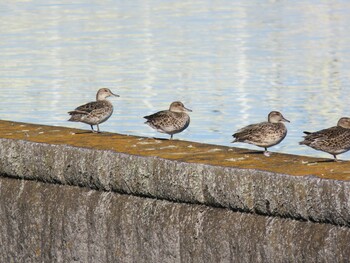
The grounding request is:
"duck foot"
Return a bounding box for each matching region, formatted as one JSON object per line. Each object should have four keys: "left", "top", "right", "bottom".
{"left": 333, "top": 157, "right": 341, "bottom": 162}
{"left": 90, "top": 125, "right": 102, "bottom": 133}
{"left": 263, "top": 151, "right": 271, "bottom": 157}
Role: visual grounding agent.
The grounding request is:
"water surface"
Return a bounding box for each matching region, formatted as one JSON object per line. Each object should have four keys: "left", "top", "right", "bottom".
{"left": 1, "top": 1, "right": 350, "bottom": 159}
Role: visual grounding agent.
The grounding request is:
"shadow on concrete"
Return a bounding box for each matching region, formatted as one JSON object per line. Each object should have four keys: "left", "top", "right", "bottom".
{"left": 306, "top": 159, "right": 336, "bottom": 164}
{"left": 241, "top": 150, "right": 265, "bottom": 155}
{"left": 151, "top": 137, "right": 170, "bottom": 141}
{"left": 73, "top": 131, "right": 94, "bottom": 134}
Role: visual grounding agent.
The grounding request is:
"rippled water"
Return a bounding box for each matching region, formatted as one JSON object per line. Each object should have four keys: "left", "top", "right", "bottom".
{"left": 1, "top": 1, "right": 350, "bottom": 159}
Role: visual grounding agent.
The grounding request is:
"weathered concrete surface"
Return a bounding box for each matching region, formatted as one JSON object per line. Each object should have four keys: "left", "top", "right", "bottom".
{"left": 0, "top": 177, "right": 349, "bottom": 263}
{"left": 1, "top": 120, "right": 350, "bottom": 180}
{"left": 1, "top": 136, "right": 350, "bottom": 227}
{"left": 1, "top": 120, "right": 350, "bottom": 262}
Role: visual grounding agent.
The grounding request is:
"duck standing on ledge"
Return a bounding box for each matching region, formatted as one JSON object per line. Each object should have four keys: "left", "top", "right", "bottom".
{"left": 232, "top": 111, "right": 290, "bottom": 156}
{"left": 68, "top": 88, "right": 119, "bottom": 133}
{"left": 299, "top": 117, "right": 350, "bottom": 161}
{"left": 144, "top": 101, "right": 192, "bottom": 139}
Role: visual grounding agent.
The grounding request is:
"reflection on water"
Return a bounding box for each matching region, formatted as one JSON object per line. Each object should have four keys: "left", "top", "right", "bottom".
{"left": 1, "top": 1, "right": 350, "bottom": 159}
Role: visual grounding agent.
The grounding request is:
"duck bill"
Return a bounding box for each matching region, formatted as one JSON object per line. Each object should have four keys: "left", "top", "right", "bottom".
{"left": 111, "top": 92, "right": 120, "bottom": 97}
{"left": 282, "top": 117, "right": 290, "bottom": 123}
{"left": 184, "top": 107, "right": 192, "bottom": 112}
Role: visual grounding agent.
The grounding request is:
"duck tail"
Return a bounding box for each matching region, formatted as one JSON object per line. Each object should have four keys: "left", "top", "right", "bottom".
{"left": 68, "top": 110, "right": 88, "bottom": 115}
{"left": 68, "top": 115, "right": 81, "bottom": 122}
{"left": 231, "top": 135, "right": 238, "bottom": 143}
{"left": 68, "top": 110, "right": 88, "bottom": 122}
{"left": 299, "top": 140, "right": 307, "bottom": 145}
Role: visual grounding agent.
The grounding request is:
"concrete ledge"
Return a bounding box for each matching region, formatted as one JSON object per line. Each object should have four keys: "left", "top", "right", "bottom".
{"left": 1, "top": 120, "right": 350, "bottom": 261}
{"left": 1, "top": 177, "right": 349, "bottom": 263}
{"left": 1, "top": 120, "right": 350, "bottom": 180}
{"left": 1, "top": 136, "right": 350, "bottom": 227}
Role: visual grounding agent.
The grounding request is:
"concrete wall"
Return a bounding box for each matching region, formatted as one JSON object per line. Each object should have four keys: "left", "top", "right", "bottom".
{"left": 0, "top": 132, "right": 350, "bottom": 262}
{"left": 1, "top": 177, "right": 350, "bottom": 263}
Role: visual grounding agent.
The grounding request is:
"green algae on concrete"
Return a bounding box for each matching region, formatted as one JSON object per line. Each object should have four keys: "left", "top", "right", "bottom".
{"left": 0, "top": 120, "right": 350, "bottom": 180}
{"left": 1, "top": 120, "right": 350, "bottom": 226}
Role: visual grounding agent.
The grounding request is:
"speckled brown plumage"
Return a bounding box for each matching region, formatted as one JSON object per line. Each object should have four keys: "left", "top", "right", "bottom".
{"left": 232, "top": 111, "right": 289, "bottom": 156}
{"left": 299, "top": 117, "right": 350, "bottom": 161}
{"left": 68, "top": 88, "right": 119, "bottom": 133}
{"left": 144, "top": 101, "right": 192, "bottom": 139}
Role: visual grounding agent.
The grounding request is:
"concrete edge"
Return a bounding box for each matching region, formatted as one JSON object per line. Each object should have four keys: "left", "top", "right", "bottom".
{"left": 0, "top": 137, "right": 349, "bottom": 226}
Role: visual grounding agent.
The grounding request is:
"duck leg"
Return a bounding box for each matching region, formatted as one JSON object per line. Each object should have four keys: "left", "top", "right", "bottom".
{"left": 170, "top": 134, "right": 173, "bottom": 140}
{"left": 263, "top": 147, "right": 271, "bottom": 157}
{"left": 91, "top": 125, "right": 99, "bottom": 133}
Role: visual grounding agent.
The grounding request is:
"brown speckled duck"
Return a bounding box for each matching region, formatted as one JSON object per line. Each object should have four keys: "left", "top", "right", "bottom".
{"left": 68, "top": 88, "right": 119, "bottom": 133}
{"left": 299, "top": 117, "right": 350, "bottom": 161}
{"left": 232, "top": 111, "right": 290, "bottom": 156}
{"left": 144, "top": 101, "right": 192, "bottom": 139}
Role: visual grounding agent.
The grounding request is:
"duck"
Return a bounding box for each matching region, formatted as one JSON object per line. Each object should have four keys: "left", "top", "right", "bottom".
{"left": 144, "top": 101, "right": 192, "bottom": 139}
{"left": 299, "top": 117, "right": 350, "bottom": 161}
{"left": 68, "top": 88, "right": 119, "bottom": 133}
{"left": 232, "top": 111, "right": 290, "bottom": 156}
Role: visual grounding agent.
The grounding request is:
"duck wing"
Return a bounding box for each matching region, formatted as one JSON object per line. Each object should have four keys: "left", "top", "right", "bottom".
{"left": 233, "top": 122, "right": 270, "bottom": 141}
{"left": 144, "top": 110, "right": 173, "bottom": 126}
{"left": 301, "top": 126, "right": 338, "bottom": 142}
{"left": 68, "top": 101, "right": 106, "bottom": 115}
{"left": 300, "top": 126, "right": 350, "bottom": 145}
